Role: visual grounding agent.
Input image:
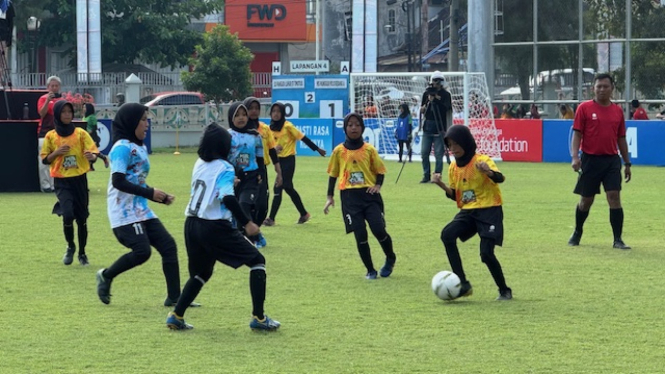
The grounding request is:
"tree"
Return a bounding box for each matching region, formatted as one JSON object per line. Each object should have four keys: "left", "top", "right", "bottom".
{"left": 15, "top": 0, "right": 224, "bottom": 68}
{"left": 182, "top": 25, "right": 254, "bottom": 106}
{"left": 586, "top": 0, "right": 665, "bottom": 100}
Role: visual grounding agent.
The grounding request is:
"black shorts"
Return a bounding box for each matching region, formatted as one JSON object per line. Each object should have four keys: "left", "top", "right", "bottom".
{"left": 235, "top": 169, "right": 260, "bottom": 205}
{"left": 184, "top": 216, "right": 260, "bottom": 269}
{"left": 52, "top": 174, "right": 89, "bottom": 220}
{"left": 445, "top": 206, "right": 504, "bottom": 246}
{"left": 112, "top": 219, "right": 178, "bottom": 261}
{"left": 340, "top": 188, "right": 385, "bottom": 234}
{"left": 574, "top": 153, "right": 622, "bottom": 197}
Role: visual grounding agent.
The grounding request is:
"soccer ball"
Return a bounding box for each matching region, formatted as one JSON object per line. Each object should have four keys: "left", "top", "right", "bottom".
{"left": 431, "top": 271, "right": 462, "bottom": 300}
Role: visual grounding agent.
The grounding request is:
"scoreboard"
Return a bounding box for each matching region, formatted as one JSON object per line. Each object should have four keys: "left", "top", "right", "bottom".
{"left": 271, "top": 75, "right": 350, "bottom": 119}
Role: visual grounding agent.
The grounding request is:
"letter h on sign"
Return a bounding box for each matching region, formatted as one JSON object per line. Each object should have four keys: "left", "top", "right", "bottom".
{"left": 247, "top": 4, "right": 287, "bottom": 27}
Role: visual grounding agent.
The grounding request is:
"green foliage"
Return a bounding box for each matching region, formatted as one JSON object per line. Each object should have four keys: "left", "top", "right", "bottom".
{"left": 15, "top": 0, "right": 224, "bottom": 68}
{"left": 1, "top": 156, "right": 665, "bottom": 373}
{"left": 182, "top": 25, "right": 254, "bottom": 103}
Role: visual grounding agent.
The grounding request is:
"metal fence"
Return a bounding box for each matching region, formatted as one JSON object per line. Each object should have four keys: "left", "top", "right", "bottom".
{"left": 10, "top": 71, "right": 273, "bottom": 104}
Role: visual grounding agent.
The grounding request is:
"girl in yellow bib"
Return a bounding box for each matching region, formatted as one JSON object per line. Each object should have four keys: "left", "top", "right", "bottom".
{"left": 432, "top": 125, "right": 512, "bottom": 300}
{"left": 40, "top": 101, "right": 100, "bottom": 266}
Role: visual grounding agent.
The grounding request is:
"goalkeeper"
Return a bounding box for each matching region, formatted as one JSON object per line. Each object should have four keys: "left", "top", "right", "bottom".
{"left": 418, "top": 71, "right": 452, "bottom": 183}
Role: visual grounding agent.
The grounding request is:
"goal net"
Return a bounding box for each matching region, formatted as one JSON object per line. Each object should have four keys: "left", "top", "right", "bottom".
{"left": 349, "top": 72, "right": 501, "bottom": 160}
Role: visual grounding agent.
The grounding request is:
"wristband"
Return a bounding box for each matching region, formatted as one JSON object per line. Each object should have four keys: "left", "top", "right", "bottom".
{"left": 624, "top": 162, "right": 632, "bottom": 167}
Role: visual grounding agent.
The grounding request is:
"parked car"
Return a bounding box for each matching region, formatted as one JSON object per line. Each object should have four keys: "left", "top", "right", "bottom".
{"left": 140, "top": 91, "right": 205, "bottom": 106}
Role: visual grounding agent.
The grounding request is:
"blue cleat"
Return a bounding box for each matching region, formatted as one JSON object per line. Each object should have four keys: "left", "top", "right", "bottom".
{"left": 365, "top": 270, "right": 378, "bottom": 280}
{"left": 249, "top": 315, "right": 281, "bottom": 331}
{"left": 379, "top": 257, "right": 396, "bottom": 278}
{"left": 166, "top": 312, "right": 194, "bottom": 330}
{"left": 256, "top": 233, "right": 267, "bottom": 248}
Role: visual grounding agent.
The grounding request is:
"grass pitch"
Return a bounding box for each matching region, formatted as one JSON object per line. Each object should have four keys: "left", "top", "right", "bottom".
{"left": 1, "top": 152, "right": 663, "bottom": 373}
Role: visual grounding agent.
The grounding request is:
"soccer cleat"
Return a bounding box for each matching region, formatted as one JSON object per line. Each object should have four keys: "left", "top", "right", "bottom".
{"left": 379, "top": 257, "right": 396, "bottom": 278}
{"left": 496, "top": 288, "right": 513, "bottom": 301}
{"left": 249, "top": 315, "right": 281, "bottom": 331}
{"left": 419, "top": 176, "right": 430, "bottom": 184}
{"left": 256, "top": 233, "right": 267, "bottom": 248}
{"left": 263, "top": 218, "right": 275, "bottom": 227}
{"left": 78, "top": 254, "right": 89, "bottom": 266}
{"left": 457, "top": 281, "right": 473, "bottom": 298}
{"left": 297, "top": 213, "right": 311, "bottom": 224}
{"left": 62, "top": 246, "right": 76, "bottom": 265}
{"left": 365, "top": 270, "right": 378, "bottom": 280}
{"left": 568, "top": 231, "right": 582, "bottom": 246}
{"left": 166, "top": 312, "right": 194, "bottom": 330}
{"left": 96, "top": 268, "right": 112, "bottom": 304}
{"left": 164, "top": 297, "right": 202, "bottom": 308}
{"left": 613, "top": 240, "right": 631, "bottom": 250}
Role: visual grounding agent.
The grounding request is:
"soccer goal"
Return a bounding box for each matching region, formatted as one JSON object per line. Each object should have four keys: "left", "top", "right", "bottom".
{"left": 349, "top": 72, "right": 501, "bottom": 160}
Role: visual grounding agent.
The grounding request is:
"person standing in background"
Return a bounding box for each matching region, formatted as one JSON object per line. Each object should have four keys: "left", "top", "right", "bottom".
{"left": 37, "top": 76, "right": 65, "bottom": 192}
{"left": 630, "top": 100, "right": 649, "bottom": 120}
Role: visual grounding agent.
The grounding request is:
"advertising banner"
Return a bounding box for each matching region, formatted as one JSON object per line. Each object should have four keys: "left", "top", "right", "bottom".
{"left": 225, "top": 0, "right": 307, "bottom": 41}
{"left": 260, "top": 118, "right": 333, "bottom": 157}
{"left": 494, "top": 119, "right": 543, "bottom": 162}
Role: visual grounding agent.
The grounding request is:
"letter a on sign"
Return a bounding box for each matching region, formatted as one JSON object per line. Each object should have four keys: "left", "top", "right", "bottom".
{"left": 340, "top": 61, "right": 350, "bottom": 75}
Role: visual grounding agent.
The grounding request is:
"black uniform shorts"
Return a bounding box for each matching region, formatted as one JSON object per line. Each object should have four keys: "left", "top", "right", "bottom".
{"left": 574, "top": 153, "right": 622, "bottom": 197}
{"left": 340, "top": 188, "right": 385, "bottom": 234}
{"left": 52, "top": 174, "right": 89, "bottom": 220}
{"left": 184, "top": 216, "right": 260, "bottom": 269}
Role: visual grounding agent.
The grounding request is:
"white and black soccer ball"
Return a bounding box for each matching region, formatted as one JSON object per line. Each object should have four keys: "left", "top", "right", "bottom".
{"left": 431, "top": 271, "right": 462, "bottom": 300}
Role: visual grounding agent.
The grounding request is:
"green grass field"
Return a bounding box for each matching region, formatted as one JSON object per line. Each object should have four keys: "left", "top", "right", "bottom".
{"left": 1, "top": 151, "right": 664, "bottom": 373}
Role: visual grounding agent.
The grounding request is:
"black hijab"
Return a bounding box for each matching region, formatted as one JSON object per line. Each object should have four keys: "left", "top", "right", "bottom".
{"left": 269, "top": 103, "right": 286, "bottom": 132}
{"left": 343, "top": 112, "right": 365, "bottom": 151}
{"left": 112, "top": 103, "right": 148, "bottom": 146}
{"left": 444, "top": 125, "right": 477, "bottom": 167}
{"left": 54, "top": 101, "right": 75, "bottom": 137}
{"left": 228, "top": 102, "right": 254, "bottom": 134}
{"left": 198, "top": 123, "right": 231, "bottom": 162}
{"left": 84, "top": 103, "right": 95, "bottom": 117}
{"left": 398, "top": 103, "right": 410, "bottom": 118}
{"left": 243, "top": 96, "right": 260, "bottom": 130}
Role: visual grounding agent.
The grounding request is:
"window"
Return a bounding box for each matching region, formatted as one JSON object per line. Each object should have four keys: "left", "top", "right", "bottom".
{"left": 387, "top": 9, "right": 396, "bottom": 33}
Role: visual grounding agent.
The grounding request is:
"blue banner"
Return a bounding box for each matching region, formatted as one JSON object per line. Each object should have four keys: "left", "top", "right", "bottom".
{"left": 98, "top": 119, "right": 152, "bottom": 155}
{"left": 260, "top": 118, "right": 333, "bottom": 157}
{"left": 542, "top": 119, "right": 665, "bottom": 166}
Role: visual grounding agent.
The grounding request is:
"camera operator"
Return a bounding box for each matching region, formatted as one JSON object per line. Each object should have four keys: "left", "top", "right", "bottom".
{"left": 418, "top": 71, "right": 452, "bottom": 183}
{"left": 37, "top": 76, "right": 65, "bottom": 192}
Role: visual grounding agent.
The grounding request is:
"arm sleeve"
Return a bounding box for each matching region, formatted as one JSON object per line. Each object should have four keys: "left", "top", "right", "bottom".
{"left": 327, "top": 176, "right": 337, "bottom": 196}
{"left": 112, "top": 172, "right": 155, "bottom": 200}
{"left": 489, "top": 171, "right": 505, "bottom": 184}
{"left": 222, "top": 195, "right": 251, "bottom": 227}
{"left": 268, "top": 148, "right": 280, "bottom": 164}
{"left": 301, "top": 136, "right": 319, "bottom": 151}
{"left": 446, "top": 189, "right": 456, "bottom": 201}
{"left": 376, "top": 174, "right": 385, "bottom": 186}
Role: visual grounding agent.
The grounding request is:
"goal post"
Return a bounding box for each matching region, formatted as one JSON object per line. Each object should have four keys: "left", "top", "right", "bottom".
{"left": 349, "top": 72, "right": 501, "bottom": 160}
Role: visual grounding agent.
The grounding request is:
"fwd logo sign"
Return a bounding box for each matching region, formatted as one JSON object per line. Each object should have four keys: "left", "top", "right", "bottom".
{"left": 247, "top": 4, "right": 287, "bottom": 27}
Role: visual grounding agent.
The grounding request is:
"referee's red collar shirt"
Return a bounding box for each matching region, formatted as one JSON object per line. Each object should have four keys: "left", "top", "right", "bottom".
{"left": 573, "top": 100, "right": 626, "bottom": 156}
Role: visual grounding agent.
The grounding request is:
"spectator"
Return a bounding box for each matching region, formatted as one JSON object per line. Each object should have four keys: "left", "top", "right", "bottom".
{"left": 418, "top": 71, "right": 452, "bottom": 183}
{"left": 37, "top": 76, "right": 65, "bottom": 192}
{"left": 364, "top": 96, "right": 378, "bottom": 118}
{"left": 530, "top": 104, "right": 541, "bottom": 119}
{"left": 559, "top": 104, "right": 575, "bottom": 119}
{"left": 500, "top": 104, "right": 514, "bottom": 119}
{"left": 630, "top": 99, "right": 649, "bottom": 120}
{"left": 656, "top": 108, "right": 665, "bottom": 119}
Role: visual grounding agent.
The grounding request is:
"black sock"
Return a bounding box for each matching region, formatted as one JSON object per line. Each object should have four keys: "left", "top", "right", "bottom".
{"left": 286, "top": 188, "right": 307, "bottom": 216}
{"left": 250, "top": 269, "right": 267, "bottom": 319}
{"left": 378, "top": 234, "right": 396, "bottom": 261}
{"left": 575, "top": 205, "right": 590, "bottom": 233}
{"left": 104, "top": 253, "right": 139, "bottom": 279}
{"left": 77, "top": 220, "right": 88, "bottom": 255}
{"left": 63, "top": 222, "right": 75, "bottom": 249}
{"left": 356, "top": 241, "right": 375, "bottom": 273}
{"left": 269, "top": 192, "right": 282, "bottom": 220}
{"left": 610, "top": 208, "right": 624, "bottom": 241}
{"left": 480, "top": 239, "right": 508, "bottom": 290}
{"left": 174, "top": 276, "right": 205, "bottom": 317}
{"left": 443, "top": 240, "right": 467, "bottom": 283}
{"left": 163, "top": 262, "right": 181, "bottom": 302}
